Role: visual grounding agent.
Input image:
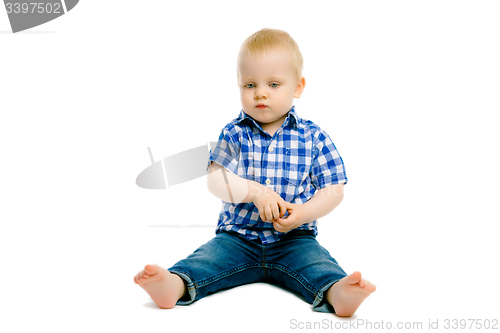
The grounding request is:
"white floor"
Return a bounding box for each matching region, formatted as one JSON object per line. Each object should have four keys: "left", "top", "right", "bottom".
{"left": 2, "top": 214, "right": 499, "bottom": 333}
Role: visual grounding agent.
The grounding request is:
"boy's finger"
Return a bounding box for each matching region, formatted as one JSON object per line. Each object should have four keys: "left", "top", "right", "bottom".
{"left": 273, "top": 221, "right": 285, "bottom": 233}
{"left": 259, "top": 209, "right": 267, "bottom": 222}
{"left": 278, "top": 200, "right": 287, "bottom": 217}
{"left": 271, "top": 203, "right": 280, "bottom": 220}
{"left": 265, "top": 205, "right": 273, "bottom": 222}
{"left": 278, "top": 215, "right": 293, "bottom": 225}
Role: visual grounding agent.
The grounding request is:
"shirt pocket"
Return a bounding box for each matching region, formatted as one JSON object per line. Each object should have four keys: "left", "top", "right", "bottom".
{"left": 283, "top": 148, "right": 312, "bottom": 188}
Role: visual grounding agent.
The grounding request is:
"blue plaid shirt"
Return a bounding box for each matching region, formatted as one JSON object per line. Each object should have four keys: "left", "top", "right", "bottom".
{"left": 208, "top": 106, "right": 347, "bottom": 244}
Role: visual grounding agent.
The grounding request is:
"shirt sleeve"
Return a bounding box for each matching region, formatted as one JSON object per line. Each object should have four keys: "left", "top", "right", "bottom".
{"left": 310, "top": 128, "right": 348, "bottom": 189}
{"left": 207, "top": 126, "right": 241, "bottom": 174}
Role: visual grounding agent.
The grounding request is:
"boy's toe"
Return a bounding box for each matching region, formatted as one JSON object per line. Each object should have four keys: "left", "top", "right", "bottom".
{"left": 145, "top": 264, "right": 159, "bottom": 275}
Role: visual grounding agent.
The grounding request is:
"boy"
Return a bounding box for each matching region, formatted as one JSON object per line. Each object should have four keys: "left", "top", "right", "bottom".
{"left": 133, "top": 28, "right": 376, "bottom": 317}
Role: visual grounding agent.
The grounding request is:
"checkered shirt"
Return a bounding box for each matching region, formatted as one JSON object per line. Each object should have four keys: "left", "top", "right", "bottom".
{"left": 208, "top": 106, "right": 348, "bottom": 244}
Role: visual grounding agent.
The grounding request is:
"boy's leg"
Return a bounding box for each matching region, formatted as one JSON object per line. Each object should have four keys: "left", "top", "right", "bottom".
{"left": 168, "top": 231, "right": 265, "bottom": 305}
{"left": 265, "top": 230, "right": 375, "bottom": 316}
{"left": 134, "top": 231, "right": 264, "bottom": 308}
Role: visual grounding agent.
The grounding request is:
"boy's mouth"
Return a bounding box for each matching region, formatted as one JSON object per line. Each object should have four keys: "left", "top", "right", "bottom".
{"left": 256, "top": 104, "right": 267, "bottom": 109}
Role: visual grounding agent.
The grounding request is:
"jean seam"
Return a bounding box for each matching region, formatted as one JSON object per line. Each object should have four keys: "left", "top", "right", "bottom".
{"left": 196, "top": 263, "right": 261, "bottom": 288}
{"left": 266, "top": 263, "right": 316, "bottom": 296}
{"left": 262, "top": 244, "right": 268, "bottom": 279}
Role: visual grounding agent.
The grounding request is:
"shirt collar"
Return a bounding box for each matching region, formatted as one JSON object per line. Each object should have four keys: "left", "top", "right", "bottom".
{"left": 237, "top": 106, "right": 300, "bottom": 129}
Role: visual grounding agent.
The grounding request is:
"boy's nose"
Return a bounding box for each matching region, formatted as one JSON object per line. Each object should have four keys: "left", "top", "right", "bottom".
{"left": 254, "top": 89, "right": 268, "bottom": 99}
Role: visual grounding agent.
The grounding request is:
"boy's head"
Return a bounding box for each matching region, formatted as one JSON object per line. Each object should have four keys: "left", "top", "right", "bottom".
{"left": 237, "top": 28, "right": 306, "bottom": 131}
{"left": 237, "top": 28, "right": 303, "bottom": 82}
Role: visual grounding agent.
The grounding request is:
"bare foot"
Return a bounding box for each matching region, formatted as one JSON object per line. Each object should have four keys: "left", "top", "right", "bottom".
{"left": 133, "top": 264, "right": 186, "bottom": 309}
{"left": 327, "top": 271, "right": 376, "bottom": 317}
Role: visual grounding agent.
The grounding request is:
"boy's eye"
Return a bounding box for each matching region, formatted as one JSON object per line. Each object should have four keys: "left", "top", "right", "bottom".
{"left": 245, "top": 83, "right": 255, "bottom": 88}
{"left": 269, "top": 83, "right": 280, "bottom": 88}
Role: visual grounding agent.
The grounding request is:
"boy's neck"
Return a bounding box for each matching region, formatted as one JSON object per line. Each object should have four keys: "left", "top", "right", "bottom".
{"left": 259, "top": 115, "right": 287, "bottom": 137}
{"left": 261, "top": 123, "right": 280, "bottom": 137}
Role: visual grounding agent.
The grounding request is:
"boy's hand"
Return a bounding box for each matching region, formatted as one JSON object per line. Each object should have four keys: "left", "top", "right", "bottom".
{"left": 273, "top": 203, "right": 306, "bottom": 233}
{"left": 252, "top": 184, "right": 287, "bottom": 222}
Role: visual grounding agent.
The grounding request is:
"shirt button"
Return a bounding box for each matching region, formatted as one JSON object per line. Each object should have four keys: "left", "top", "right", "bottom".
{"left": 265, "top": 178, "right": 271, "bottom": 185}
{"left": 268, "top": 146, "right": 274, "bottom": 152}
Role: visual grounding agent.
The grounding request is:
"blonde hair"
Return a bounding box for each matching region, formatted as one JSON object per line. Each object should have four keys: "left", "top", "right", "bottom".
{"left": 237, "top": 28, "right": 303, "bottom": 81}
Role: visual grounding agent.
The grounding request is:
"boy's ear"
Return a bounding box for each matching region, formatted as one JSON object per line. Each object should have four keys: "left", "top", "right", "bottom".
{"left": 294, "top": 77, "right": 306, "bottom": 98}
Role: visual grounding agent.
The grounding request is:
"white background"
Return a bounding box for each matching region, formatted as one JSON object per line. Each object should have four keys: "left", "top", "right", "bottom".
{"left": 1, "top": 1, "right": 499, "bottom": 332}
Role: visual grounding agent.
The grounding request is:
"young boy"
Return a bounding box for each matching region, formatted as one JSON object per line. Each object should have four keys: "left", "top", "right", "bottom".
{"left": 133, "top": 28, "right": 376, "bottom": 317}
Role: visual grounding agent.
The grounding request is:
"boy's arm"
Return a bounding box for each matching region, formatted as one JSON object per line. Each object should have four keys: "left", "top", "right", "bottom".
{"left": 206, "top": 161, "right": 256, "bottom": 203}
{"left": 273, "top": 184, "right": 344, "bottom": 233}
{"left": 207, "top": 161, "right": 287, "bottom": 221}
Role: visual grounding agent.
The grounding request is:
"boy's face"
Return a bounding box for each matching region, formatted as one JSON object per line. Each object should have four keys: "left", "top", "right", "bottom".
{"left": 237, "top": 48, "right": 305, "bottom": 130}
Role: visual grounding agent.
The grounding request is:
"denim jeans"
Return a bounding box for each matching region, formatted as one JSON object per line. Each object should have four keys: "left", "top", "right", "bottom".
{"left": 168, "top": 229, "right": 347, "bottom": 313}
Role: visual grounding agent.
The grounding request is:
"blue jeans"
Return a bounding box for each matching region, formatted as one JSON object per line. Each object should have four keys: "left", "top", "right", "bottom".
{"left": 168, "top": 229, "right": 347, "bottom": 313}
